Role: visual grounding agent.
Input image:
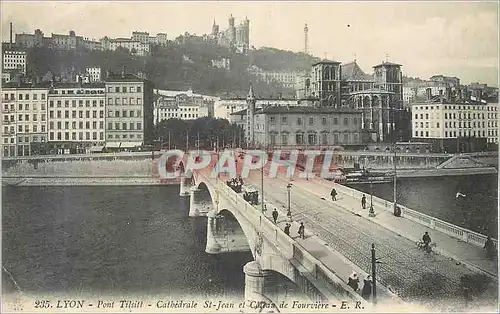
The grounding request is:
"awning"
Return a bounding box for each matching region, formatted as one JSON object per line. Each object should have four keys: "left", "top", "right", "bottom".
{"left": 105, "top": 142, "right": 120, "bottom": 148}
{"left": 90, "top": 145, "right": 104, "bottom": 152}
{"left": 120, "top": 142, "right": 143, "bottom": 148}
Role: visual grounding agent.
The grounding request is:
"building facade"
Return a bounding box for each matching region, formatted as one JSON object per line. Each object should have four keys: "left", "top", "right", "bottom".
{"left": 411, "top": 91, "right": 495, "bottom": 152}
{"left": 104, "top": 72, "right": 155, "bottom": 149}
{"left": 85, "top": 67, "right": 102, "bottom": 83}
{"left": 47, "top": 83, "right": 106, "bottom": 154}
{"left": 153, "top": 91, "right": 210, "bottom": 124}
{"left": 2, "top": 84, "right": 49, "bottom": 157}
{"left": 247, "top": 66, "right": 298, "bottom": 89}
{"left": 2, "top": 49, "right": 27, "bottom": 75}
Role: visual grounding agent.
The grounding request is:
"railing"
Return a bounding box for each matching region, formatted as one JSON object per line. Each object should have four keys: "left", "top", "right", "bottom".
{"left": 317, "top": 179, "right": 498, "bottom": 250}
{"left": 197, "top": 169, "right": 363, "bottom": 303}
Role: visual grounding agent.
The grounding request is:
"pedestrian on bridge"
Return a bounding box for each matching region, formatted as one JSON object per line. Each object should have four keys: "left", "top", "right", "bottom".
{"left": 361, "top": 194, "right": 366, "bottom": 209}
{"left": 330, "top": 188, "right": 337, "bottom": 201}
{"left": 484, "top": 236, "right": 495, "bottom": 259}
{"left": 298, "top": 222, "right": 305, "bottom": 239}
{"left": 361, "top": 275, "right": 372, "bottom": 300}
{"left": 347, "top": 272, "right": 359, "bottom": 291}
{"left": 284, "top": 223, "right": 291, "bottom": 236}
{"left": 272, "top": 209, "right": 279, "bottom": 224}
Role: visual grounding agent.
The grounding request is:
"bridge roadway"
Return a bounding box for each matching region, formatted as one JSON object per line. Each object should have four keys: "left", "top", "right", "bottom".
{"left": 213, "top": 157, "right": 498, "bottom": 309}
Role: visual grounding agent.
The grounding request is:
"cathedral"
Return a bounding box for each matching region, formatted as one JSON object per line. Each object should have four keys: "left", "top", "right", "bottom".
{"left": 211, "top": 15, "right": 250, "bottom": 54}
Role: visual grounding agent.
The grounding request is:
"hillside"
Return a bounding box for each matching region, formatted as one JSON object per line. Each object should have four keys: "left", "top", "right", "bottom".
{"left": 24, "top": 42, "right": 319, "bottom": 98}
{"left": 250, "top": 47, "right": 321, "bottom": 71}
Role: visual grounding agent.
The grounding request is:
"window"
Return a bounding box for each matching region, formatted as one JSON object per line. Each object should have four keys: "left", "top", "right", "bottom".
{"left": 65, "top": 111, "right": 69, "bottom": 118}
{"left": 129, "top": 123, "right": 134, "bottom": 130}
{"left": 343, "top": 133, "right": 349, "bottom": 142}
{"left": 353, "top": 117, "right": 358, "bottom": 125}
{"left": 308, "top": 133, "right": 317, "bottom": 145}
{"left": 129, "top": 110, "right": 134, "bottom": 118}
{"left": 321, "top": 133, "right": 328, "bottom": 145}
{"left": 108, "top": 122, "right": 113, "bottom": 130}
{"left": 415, "top": 114, "right": 418, "bottom": 119}
{"left": 115, "top": 87, "right": 120, "bottom": 93}
{"left": 281, "top": 116, "right": 287, "bottom": 124}
{"left": 122, "top": 122, "right": 127, "bottom": 130}
{"left": 270, "top": 134, "right": 276, "bottom": 145}
{"left": 137, "top": 86, "right": 141, "bottom": 93}
{"left": 122, "top": 86, "right": 127, "bottom": 93}
{"left": 137, "top": 122, "right": 141, "bottom": 130}
{"left": 436, "top": 122, "right": 440, "bottom": 128}
{"left": 86, "top": 111, "right": 90, "bottom": 119}
{"left": 281, "top": 133, "right": 288, "bottom": 145}
{"left": 333, "top": 117, "right": 338, "bottom": 125}
{"left": 297, "top": 117, "right": 302, "bottom": 125}
{"left": 309, "top": 117, "right": 314, "bottom": 125}
{"left": 122, "top": 110, "right": 127, "bottom": 118}
{"left": 295, "top": 133, "right": 304, "bottom": 145}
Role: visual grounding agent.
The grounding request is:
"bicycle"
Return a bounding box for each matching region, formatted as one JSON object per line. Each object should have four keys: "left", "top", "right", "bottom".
{"left": 416, "top": 240, "right": 436, "bottom": 253}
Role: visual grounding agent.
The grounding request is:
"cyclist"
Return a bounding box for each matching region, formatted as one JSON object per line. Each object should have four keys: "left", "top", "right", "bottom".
{"left": 422, "top": 232, "right": 431, "bottom": 251}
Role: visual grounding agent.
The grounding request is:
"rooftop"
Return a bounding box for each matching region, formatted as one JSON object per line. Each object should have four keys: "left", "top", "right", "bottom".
{"left": 341, "top": 61, "right": 373, "bottom": 81}
{"left": 349, "top": 88, "right": 395, "bottom": 95}
{"left": 373, "top": 61, "right": 402, "bottom": 68}
{"left": 260, "top": 106, "right": 361, "bottom": 114}
{"left": 312, "top": 60, "right": 341, "bottom": 66}
{"left": 52, "top": 82, "right": 105, "bottom": 89}
{"left": 105, "top": 73, "right": 146, "bottom": 82}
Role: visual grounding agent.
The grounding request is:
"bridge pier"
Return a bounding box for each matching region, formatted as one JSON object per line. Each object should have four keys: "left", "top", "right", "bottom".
{"left": 205, "top": 210, "right": 222, "bottom": 254}
{"left": 179, "top": 176, "right": 191, "bottom": 197}
{"left": 189, "top": 187, "right": 211, "bottom": 217}
{"left": 243, "top": 261, "right": 274, "bottom": 312}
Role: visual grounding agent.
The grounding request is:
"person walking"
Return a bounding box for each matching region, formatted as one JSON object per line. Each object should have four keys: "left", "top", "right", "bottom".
{"left": 484, "top": 236, "right": 494, "bottom": 259}
{"left": 347, "top": 272, "right": 359, "bottom": 291}
{"left": 361, "top": 194, "right": 366, "bottom": 209}
{"left": 284, "top": 223, "right": 291, "bottom": 236}
{"left": 272, "top": 208, "right": 279, "bottom": 224}
{"left": 422, "top": 231, "right": 432, "bottom": 252}
{"left": 330, "top": 188, "right": 337, "bottom": 201}
{"left": 361, "top": 275, "right": 372, "bottom": 300}
{"left": 298, "top": 222, "right": 305, "bottom": 239}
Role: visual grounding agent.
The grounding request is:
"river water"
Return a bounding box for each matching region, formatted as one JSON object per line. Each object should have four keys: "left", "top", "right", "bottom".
{"left": 346, "top": 174, "right": 498, "bottom": 235}
{"left": 2, "top": 185, "right": 253, "bottom": 299}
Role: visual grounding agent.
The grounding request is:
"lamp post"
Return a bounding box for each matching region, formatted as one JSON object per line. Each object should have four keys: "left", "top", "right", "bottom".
{"left": 393, "top": 131, "right": 399, "bottom": 216}
{"left": 369, "top": 175, "right": 375, "bottom": 217}
{"left": 286, "top": 183, "right": 292, "bottom": 220}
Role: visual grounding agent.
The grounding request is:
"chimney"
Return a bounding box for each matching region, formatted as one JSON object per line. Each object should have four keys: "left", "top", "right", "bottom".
{"left": 10, "top": 22, "right": 13, "bottom": 48}
{"left": 445, "top": 87, "right": 451, "bottom": 102}
{"left": 106, "top": 69, "right": 110, "bottom": 79}
{"left": 425, "top": 88, "right": 432, "bottom": 101}
{"left": 121, "top": 66, "right": 125, "bottom": 78}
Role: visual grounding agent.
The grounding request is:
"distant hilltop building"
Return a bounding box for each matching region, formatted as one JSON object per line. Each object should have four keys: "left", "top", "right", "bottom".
{"left": 13, "top": 27, "right": 167, "bottom": 56}
{"left": 15, "top": 29, "right": 102, "bottom": 51}
{"left": 210, "top": 15, "right": 250, "bottom": 54}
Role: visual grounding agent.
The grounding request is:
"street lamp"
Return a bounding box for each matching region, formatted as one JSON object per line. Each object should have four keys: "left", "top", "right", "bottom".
{"left": 369, "top": 175, "right": 375, "bottom": 217}
{"left": 286, "top": 183, "right": 292, "bottom": 220}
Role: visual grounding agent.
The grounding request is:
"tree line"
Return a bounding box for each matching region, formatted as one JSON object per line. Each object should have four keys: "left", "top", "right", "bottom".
{"left": 154, "top": 117, "right": 244, "bottom": 150}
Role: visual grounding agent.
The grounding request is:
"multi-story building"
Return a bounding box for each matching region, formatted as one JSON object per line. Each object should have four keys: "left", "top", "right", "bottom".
{"left": 211, "top": 58, "right": 231, "bottom": 70}
{"left": 241, "top": 85, "right": 363, "bottom": 148}
{"left": 102, "top": 38, "right": 150, "bottom": 56}
{"left": 15, "top": 29, "right": 102, "bottom": 51}
{"left": 104, "top": 71, "right": 155, "bottom": 150}
{"left": 247, "top": 66, "right": 298, "bottom": 89}
{"left": 2, "top": 49, "right": 26, "bottom": 74}
{"left": 411, "top": 90, "right": 493, "bottom": 152}
{"left": 132, "top": 31, "right": 168, "bottom": 46}
{"left": 153, "top": 90, "right": 210, "bottom": 123}
{"left": 85, "top": 67, "right": 102, "bottom": 83}
{"left": 486, "top": 102, "right": 499, "bottom": 146}
{"left": 47, "top": 83, "right": 106, "bottom": 154}
{"left": 429, "top": 75, "right": 460, "bottom": 87}
{"left": 214, "top": 97, "right": 302, "bottom": 120}
{"left": 2, "top": 83, "right": 49, "bottom": 157}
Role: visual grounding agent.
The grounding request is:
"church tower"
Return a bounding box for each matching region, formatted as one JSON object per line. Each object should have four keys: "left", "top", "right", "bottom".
{"left": 246, "top": 84, "right": 256, "bottom": 147}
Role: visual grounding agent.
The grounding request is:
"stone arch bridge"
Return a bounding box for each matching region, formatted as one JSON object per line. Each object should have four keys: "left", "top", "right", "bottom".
{"left": 172, "top": 155, "right": 363, "bottom": 311}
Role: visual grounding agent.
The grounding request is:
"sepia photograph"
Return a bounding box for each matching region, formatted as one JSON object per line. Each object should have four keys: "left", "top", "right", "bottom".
{"left": 1, "top": 1, "right": 498, "bottom": 313}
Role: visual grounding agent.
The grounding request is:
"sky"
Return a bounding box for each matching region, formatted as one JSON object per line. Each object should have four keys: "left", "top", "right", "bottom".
{"left": 1, "top": 1, "right": 498, "bottom": 86}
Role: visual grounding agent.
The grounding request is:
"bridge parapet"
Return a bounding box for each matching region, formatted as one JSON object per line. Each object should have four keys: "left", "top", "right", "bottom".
{"left": 197, "top": 169, "right": 365, "bottom": 304}
{"left": 320, "top": 180, "right": 498, "bottom": 250}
